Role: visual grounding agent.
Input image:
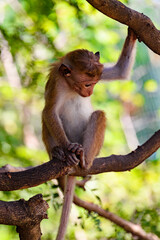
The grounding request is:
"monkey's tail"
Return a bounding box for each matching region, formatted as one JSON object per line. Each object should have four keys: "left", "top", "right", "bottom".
{"left": 56, "top": 176, "right": 76, "bottom": 240}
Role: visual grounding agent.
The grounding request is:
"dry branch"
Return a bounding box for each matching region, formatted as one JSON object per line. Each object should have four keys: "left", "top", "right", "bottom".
{"left": 86, "top": 0, "right": 160, "bottom": 55}
{"left": 0, "top": 130, "right": 159, "bottom": 191}
{"left": 0, "top": 194, "right": 49, "bottom": 240}
{"left": 74, "top": 196, "right": 160, "bottom": 240}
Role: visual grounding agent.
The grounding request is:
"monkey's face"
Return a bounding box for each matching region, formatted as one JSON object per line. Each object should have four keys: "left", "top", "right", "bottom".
{"left": 59, "top": 64, "right": 102, "bottom": 97}
{"left": 72, "top": 74, "right": 99, "bottom": 97}
{"left": 67, "top": 70, "right": 101, "bottom": 97}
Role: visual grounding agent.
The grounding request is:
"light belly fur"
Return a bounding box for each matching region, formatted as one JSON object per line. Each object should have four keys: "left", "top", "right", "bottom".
{"left": 60, "top": 96, "right": 93, "bottom": 143}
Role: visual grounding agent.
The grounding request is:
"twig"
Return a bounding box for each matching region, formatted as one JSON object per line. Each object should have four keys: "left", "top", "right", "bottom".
{"left": 74, "top": 196, "right": 160, "bottom": 240}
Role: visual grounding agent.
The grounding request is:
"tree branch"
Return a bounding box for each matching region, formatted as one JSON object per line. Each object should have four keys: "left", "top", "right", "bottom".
{"left": 73, "top": 196, "right": 160, "bottom": 240}
{"left": 86, "top": 0, "right": 160, "bottom": 55}
{"left": 71, "top": 130, "right": 160, "bottom": 176}
{"left": 0, "top": 194, "right": 49, "bottom": 240}
{"left": 0, "top": 130, "right": 159, "bottom": 191}
{"left": 0, "top": 158, "right": 74, "bottom": 191}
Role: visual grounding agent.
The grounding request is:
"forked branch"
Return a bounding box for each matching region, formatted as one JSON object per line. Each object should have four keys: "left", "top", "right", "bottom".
{"left": 0, "top": 194, "right": 49, "bottom": 240}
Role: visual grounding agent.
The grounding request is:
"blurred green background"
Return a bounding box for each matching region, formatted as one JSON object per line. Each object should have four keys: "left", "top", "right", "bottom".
{"left": 0, "top": 0, "right": 160, "bottom": 239}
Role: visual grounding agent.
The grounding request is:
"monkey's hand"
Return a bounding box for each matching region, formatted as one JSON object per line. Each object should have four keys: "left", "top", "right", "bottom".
{"left": 68, "top": 143, "right": 85, "bottom": 169}
{"left": 52, "top": 146, "right": 80, "bottom": 167}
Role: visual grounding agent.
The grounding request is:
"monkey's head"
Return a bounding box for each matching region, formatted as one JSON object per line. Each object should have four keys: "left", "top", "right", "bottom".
{"left": 59, "top": 49, "right": 104, "bottom": 97}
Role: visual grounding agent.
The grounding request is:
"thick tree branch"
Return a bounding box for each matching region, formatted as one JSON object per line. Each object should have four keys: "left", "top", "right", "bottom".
{"left": 0, "top": 130, "right": 159, "bottom": 191}
{"left": 0, "top": 194, "right": 49, "bottom": 240}
{"left": 86, "top": 0, "right": 160, "bottom": 55}
{"left": 0, "top": 158, "right": 74, "bottom": 191}
{"left": 71, "top": 130, "right": 160, "bottom": 176}
{"left": 73, "top": 196, "right": 160, "bottom": 240}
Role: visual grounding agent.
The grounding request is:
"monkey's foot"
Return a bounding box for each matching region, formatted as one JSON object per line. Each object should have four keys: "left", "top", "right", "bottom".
{"left": 52, "top": 146, "right": 80, "bottom": 167}
{"left": 68, "top": 143, "right": 85, "bottom": 169}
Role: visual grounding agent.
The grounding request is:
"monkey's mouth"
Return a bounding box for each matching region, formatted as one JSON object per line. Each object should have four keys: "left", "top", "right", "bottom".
{"left": 79, "top": 92, "right": 91, "bottom": 97}
{"left": 74, "top": 86, "right": 91, "bottom": 97}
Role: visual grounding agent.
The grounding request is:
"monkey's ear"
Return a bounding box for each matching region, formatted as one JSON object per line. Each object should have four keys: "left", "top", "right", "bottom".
{"left": 95, "top": 51, "right": 100, "bottom": 60}
{"left": 59, "top": 64, "right": 71, "bottom": 77}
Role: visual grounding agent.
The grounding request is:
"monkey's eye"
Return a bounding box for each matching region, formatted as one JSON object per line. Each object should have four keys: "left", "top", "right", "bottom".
{"left": 64, "top": 69, "right": 71, "bottom": 76}
{"left": 86, "top": 73, "right": 95, "bottom": 77}
{"left": 85, "top": 84, "right": 91, "bottom": 88}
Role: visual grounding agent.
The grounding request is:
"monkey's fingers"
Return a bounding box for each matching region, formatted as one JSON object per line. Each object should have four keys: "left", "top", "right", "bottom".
{"left": 79, "top": 150, "right": 85, "bottom": 169}
{"left": 68, "top": 143, "right": 78, "bottom": 152}
{"left": 68, "top": 143, "right": 83, "bottom": 153}
{"left": 76, "top": 147, "right": 83, "bottom": 155}
{"left": 66, "top": 153, "right": 80, "bottom": 166}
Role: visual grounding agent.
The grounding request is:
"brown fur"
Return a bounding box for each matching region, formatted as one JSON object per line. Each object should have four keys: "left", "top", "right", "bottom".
{"left": 42, "top": 49, "right": 106, "bottom": 240}
{"left": 42, "top": 29, "right": 137, "bottom": 239}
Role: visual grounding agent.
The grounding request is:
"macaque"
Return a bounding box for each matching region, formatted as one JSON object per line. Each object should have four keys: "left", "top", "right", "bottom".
{"left": 42, "top": 28, "right": 137, "bottom": 240}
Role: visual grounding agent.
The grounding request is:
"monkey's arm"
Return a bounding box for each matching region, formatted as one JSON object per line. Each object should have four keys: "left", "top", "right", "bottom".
{"left": 42, "top": 107, "right": 69, "bottom": 147}
{"left": 42, "top": 107, "right": 84, "bottom": 166}
{"left": 101, "top": 28, "right": 137, "bottom": 81}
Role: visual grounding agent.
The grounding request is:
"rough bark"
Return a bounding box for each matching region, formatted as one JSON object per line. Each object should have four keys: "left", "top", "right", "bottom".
{"left": 86, "top": 0, "right": 160, "bottom": 55}
{"left": 0, "top": 194, "right": 49, "bottom": 240}
{"left": 0, "top": 157, "right": 75, "bottom": 191}
{"left": 0, "top": 130, "right": 159, "bottom": 191}
{"left": 72, "top": 130, "right": 160, "bottom": 176}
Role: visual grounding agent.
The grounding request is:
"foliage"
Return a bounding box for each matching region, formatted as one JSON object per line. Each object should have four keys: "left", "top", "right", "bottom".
{"left": 0, "top": 0, "right": 160, "bottom": 239}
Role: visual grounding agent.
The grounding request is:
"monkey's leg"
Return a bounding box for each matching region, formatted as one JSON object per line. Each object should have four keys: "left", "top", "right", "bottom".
{"left": 56, "top": 175, "right": 76, "bottom": 240}
{"left": 83, "top": 110, "right": 106, "bottom": 169}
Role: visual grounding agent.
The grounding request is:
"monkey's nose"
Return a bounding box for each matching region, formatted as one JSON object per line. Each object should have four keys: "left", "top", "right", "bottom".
{"left": 88, "top": 89, "right": 93, "bottom": 96}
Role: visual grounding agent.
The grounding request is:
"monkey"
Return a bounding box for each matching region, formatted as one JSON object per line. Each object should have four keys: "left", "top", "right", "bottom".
{"left": 42, "top": 27, "right": 137, "bottom": 240}
{"left": 42, "top": 50, "right": 106, "bottom": 240}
